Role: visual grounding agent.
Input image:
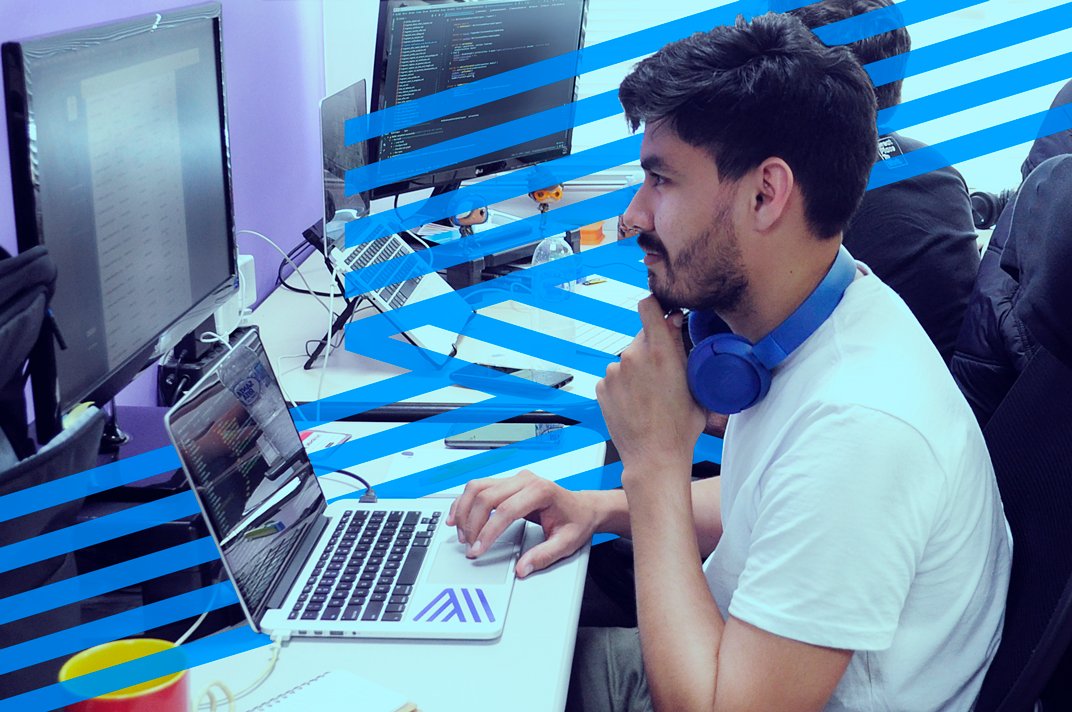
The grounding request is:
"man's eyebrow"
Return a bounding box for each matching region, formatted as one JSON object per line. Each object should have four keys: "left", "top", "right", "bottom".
{"left": 640, "top": 155, "right": 675, "bottom": 175}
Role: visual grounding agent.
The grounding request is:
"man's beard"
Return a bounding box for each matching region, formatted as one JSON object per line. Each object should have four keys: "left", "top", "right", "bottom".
{"left": 637, "top": 211, "right": 748, "bottom": 314}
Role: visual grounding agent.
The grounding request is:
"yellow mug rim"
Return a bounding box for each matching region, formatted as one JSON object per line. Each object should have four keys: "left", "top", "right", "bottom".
{"left": 59, "top": 638, "right": 186, "bottom": 700}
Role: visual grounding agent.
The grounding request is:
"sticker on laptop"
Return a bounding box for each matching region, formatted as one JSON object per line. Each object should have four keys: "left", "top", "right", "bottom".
{"left": 231, "top": 362, "right": 270, "bottom": 407}
{"left": 413, "top": 587, "right": 495, "bottom": 623}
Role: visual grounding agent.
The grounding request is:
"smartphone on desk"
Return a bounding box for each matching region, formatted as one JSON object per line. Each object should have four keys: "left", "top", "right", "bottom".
{"left": 444, "top": 422, "right": 566, "bottom": 449}
{"left": 450, "top": 364, "right": 574, "bottom": 392}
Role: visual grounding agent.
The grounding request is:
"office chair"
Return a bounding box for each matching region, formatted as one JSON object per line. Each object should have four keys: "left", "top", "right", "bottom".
{"left": 0, "top": 405, "right": 107, "bottom": 697}
{"left": 968, "top": 154, "right": 1072, "bottom": 712}
{"left": 972, "top": 345, "right": 1072, "bottom": 712}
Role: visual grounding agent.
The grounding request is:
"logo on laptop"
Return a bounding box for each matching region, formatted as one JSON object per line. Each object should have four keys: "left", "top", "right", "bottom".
{"left": 413, "top": 587, "right": 495, "bottom": 623}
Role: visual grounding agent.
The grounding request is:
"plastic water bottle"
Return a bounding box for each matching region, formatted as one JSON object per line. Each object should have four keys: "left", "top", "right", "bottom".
{"left": 529, "top": 235, "right": 576, "bottom": 367}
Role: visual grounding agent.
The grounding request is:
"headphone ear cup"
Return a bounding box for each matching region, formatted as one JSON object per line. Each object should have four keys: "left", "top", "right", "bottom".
{"left": 687, "top": 333, "right": 772, "bottom": 414}
{"left": 687, "top": 309, "right": 728, "bottom": 347}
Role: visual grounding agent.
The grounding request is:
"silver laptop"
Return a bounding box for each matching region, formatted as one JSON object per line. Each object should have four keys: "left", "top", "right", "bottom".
{"left": 164, "top": 327, "right": 524, "bottom": 640}
{"left": 320, "top": 79, "right": 464, "bottom": 364}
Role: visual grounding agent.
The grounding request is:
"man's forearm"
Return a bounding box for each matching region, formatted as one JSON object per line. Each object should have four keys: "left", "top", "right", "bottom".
{"left": 587, "top": 486, "right": 632, "bottom": 538}
{"left": 585, "top": 475, "right": 723, "bottom": 551}
{"left": 627, "top": 462, "right": 725, "bottom": 712}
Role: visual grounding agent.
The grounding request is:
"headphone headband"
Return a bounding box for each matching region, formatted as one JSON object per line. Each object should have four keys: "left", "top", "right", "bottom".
{"left": 752, "top": 246, "right": 857, "bottom": 369}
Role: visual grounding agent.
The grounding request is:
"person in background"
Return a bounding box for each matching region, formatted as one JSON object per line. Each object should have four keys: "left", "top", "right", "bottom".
{"left": 778, "top": 0, "right": 981, "bottom": 366}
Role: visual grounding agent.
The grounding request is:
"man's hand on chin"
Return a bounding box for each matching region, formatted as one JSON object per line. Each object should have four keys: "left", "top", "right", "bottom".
{"left": 596, "top": 296, "right": 705, "bottom": 491}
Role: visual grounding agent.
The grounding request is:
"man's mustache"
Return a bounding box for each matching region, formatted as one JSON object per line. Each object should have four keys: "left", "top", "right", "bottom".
{"left": 636, "top": 231, "right": 669, "bottom": 261}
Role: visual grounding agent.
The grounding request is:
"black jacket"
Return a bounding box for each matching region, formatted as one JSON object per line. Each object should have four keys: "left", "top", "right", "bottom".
{"left": 951, "top": 153, "right": 1072, "bottom": 427}
{"left": 844, "top": 133, "right": 980, "bottom": 364}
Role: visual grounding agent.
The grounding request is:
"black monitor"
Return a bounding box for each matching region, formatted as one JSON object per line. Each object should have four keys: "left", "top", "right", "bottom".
{"left": 3, "top": 3, "right": 237, "bottom": 443}
{"left": 321, "top": 79, "right": 370, "bottom": 251}
{"left": 369, "top": 0, "right": 588, "bottom": 201}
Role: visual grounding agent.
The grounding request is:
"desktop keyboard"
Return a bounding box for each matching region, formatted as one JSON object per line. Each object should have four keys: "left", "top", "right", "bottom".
{"left": 340, "top": 236, "right": 423, "bottom": 310}
{"left": 288, "top": 508, "right": 439, "bottom": 623}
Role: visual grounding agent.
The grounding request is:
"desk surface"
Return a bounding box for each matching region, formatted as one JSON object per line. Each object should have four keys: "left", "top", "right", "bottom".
{"left": 187, "top": 527, "right": 589, "bottom": 712}
{"left": 187, "top": 421, "right": 597, "bottom": 712}
{"left": 188, "top": 250, "right": 637, "bottom": 710}
{"left": 253, "top": 243, "right": 646, "bottom": 406}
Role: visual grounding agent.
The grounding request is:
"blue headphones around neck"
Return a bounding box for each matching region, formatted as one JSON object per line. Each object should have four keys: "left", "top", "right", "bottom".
{"left": 686, "top": 246, "right": 856, "bottom": 414}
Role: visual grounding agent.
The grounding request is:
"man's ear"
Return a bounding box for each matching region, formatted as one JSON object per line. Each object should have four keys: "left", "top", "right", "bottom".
{"left": 747, "top": 158, "right": 794, "bottom": 232}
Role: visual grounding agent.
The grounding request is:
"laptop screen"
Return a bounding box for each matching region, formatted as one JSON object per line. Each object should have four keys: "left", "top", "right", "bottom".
{"left": 321, "top": 79, "right": 369, "bottom": 253}
{"left": 166, "top": 328, "right": 326, "bottom": 624}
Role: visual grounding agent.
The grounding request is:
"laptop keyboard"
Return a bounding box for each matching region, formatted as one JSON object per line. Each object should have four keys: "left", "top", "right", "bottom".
{"left": 341, "top": 236, "right": 423, "bottom": 310}
{"left": 288, "top": 509, "right": 439, "bottom": 623}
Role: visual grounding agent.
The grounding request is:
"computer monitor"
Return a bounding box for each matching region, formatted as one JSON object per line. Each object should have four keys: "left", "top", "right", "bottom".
{"left": 321, "top": 79, "right": 370, "bottom": 252}
{"left": 3, "top": 3, "right": 237, "bottom": 443}
{"left": 369, "top": 0, "right": 589, "bottom": 201}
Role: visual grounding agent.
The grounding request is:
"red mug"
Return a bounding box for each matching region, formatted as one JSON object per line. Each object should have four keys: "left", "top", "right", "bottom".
{"left": 59, "top": 638, "right": 188, "bottom": 712}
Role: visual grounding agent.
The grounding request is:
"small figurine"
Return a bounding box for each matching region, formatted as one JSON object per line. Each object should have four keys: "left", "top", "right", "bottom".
{"left": 449, "top": 196, "right": 489, "bottom": 237}
{"left": 528, "top": 183, "right": 564, "bottom": 214}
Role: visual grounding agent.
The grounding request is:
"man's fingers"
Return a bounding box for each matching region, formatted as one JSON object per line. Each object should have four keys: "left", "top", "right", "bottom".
{"left": 636, "top": 296, "right": 686, "bottom": 355}
{"left": 636, "top": 294, "right": 665, "bottom": 330}
{"left": 452, "top": 471, "right": 536, "bottom": 550}
{"left": 516, "top": 528, "right": 580, "bottom": 578}
{"left": 467, "top": 477, "right": 546, "bottom": 558}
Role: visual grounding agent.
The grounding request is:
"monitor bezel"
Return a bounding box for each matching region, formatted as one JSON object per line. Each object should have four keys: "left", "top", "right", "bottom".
{"left": 2, "top": 2, "right": 238, "bottom": 442}
{"left": 367, "top": 0, "right": 589, "bottom": 201}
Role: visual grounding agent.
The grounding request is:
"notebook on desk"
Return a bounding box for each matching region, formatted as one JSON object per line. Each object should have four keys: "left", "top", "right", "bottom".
{"left": 164, "top": 327, "right": 524, "bottom": 640}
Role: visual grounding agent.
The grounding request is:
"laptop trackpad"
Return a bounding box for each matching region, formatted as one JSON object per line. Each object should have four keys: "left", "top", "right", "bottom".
{"left": 425, "top": 524, "right": 522, "bottom": 586}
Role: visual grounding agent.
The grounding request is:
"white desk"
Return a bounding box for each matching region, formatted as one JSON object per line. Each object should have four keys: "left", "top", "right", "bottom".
{"left": 187, "top": 421, "right": 599, "bottom": 712}
{"left": 186, "top": 245, "right": 642, "bottom": 710}
{"left": 251, "top": 239, "right": 645, "bottom": 407}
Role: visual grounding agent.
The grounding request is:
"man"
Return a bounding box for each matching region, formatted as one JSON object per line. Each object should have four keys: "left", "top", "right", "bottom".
{"left": 784, "top": 0, "right": 981, "bottom": 365}
{"left": 586, "top": 0, "right": 988, "bottom": 629}
{"left": 449, "top": 13, "right": 1011, "bottom": 712}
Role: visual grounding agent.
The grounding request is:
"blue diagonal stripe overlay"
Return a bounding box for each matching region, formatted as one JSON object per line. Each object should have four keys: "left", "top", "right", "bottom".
{"left": 6, "top": 2, "right": 1072, "bottom": 707}
{"left": 343, "top": 0, "right": 985, "bottom": 147}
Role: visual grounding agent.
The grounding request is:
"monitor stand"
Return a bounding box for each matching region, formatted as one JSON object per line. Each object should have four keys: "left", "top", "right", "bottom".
{"left": 303, "top": 252, "right": 368, "bottom": 370}
{"left": 98, "top": 399, "right": 131, "bottom": 455}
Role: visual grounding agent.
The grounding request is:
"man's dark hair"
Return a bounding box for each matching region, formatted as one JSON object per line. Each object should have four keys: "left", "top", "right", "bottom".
{"left": 619, "top": 13, "right": 877, "bottom": 240}
{"left": 785, "top": 0, "right": 910, "bottom": 111}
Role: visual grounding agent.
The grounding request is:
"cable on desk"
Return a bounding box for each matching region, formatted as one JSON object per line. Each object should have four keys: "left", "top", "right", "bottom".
{"left": 196, "top": 641, "right": 283, "bottom": 711}
{"left": 320, "top": 468, "right": 378, "bottom": 503}
{"left": 237, "top": 229, "right": 333, "bottom": 316}
{"left": 198, "top": 331, "right": 235, "bottom": 354}
{"left": 315, "top": 261, "right": 341, "bottom": 407}
{"left": 277, "top": 239, "right": 344, "bottom": 299}
{"left": 303, "top": 303, "right": 375, "bottom": 358}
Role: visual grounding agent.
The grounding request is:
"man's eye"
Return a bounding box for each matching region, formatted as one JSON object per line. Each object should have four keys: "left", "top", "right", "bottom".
{"left": 650, "top": 173, "right": 666, "bottom": 186}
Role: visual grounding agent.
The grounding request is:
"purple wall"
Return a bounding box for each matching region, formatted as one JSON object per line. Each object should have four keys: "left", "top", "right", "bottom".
{"left": 1, "top": 0, "right": 326, "bottom": 408}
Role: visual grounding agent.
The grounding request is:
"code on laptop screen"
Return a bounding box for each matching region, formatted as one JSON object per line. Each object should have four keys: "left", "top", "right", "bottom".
{"left": 166, "top": 329, "right": 325, "bottom": 619}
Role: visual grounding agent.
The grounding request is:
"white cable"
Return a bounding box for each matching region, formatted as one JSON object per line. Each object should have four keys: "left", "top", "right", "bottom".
{"left": 198, "top": 331, "right": 235, "bottom": 354}
{"left": 196, "top": 681, "right": 235, "bottom": 712}
{"left": 196, "top": 643, "right": 281, "bottom": 710}
{"left": 316, "top": 261, "right": 341, "bottom": 415}
{"left": 237, "top": 229, "right": 332, "bottom": 315}
{"left": 175, "top": 579, "right": 224, "bottom": 647}
{"left": 408, "top": 231, "right": 432, "bottom": 251}
{"left": 175, "top": 606, "right": 213, "bottom": 647}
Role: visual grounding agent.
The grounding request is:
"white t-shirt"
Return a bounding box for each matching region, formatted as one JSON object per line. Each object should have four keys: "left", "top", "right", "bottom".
{"left": 704, "top": 263, "right": 1012, "bottom": 712}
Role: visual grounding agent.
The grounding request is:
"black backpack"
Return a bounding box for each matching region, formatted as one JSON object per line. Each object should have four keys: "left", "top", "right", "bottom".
{"left": 0, "top": 244, "right": 59, "bottom": 460}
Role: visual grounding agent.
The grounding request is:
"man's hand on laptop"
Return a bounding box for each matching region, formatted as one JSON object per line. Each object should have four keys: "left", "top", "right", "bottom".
{"left": 447, "top": 470, "right": 603, "bottom": 578}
